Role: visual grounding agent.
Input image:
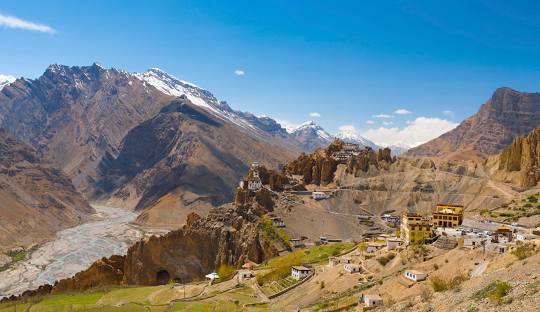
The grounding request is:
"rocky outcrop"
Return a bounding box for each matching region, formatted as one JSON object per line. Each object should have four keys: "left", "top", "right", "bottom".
{"left": 0, "top": 130, "right": 93, "bottom": 250}
{"left": 53, "top": 255, "right": 125, "bottom": 293}
{"left": 495, "top": 125, "right": 540, "bottom": 187}
{"left": 285, "top": 140, "right": 395, "bottom": 185}
{"left": 408, "top": 87, "right": 540, "bottom": 160}
{"left": 123, "top": 205, "right": 276, "bottom": 285}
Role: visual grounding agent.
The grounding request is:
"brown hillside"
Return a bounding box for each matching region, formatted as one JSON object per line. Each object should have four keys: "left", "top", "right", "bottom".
{"left": 408, "top": 87, "right": 540, "bottom": 160}
{"left": 0, "top": 130, "right": 93, "bottom": 251}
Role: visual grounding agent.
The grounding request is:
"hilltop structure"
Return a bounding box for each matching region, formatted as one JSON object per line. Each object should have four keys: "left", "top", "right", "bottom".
{"left": 239, "top": 162, "right": 262, "bottom": 191}
{"left": 332, "top": 142, "right": 362, "bottom": 162}
{"left": 431, "top": 204, "right": 464, "bottom": 228}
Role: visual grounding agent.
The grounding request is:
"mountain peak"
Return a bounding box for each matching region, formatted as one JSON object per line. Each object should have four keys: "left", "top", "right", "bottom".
{"left": 0, "top": 74, "right": 16, "bottom": 90}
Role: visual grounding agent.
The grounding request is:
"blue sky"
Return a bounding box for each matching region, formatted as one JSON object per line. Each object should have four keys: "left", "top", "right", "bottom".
{"left": 1, "top": 0, "right": 540, "bottom": 146}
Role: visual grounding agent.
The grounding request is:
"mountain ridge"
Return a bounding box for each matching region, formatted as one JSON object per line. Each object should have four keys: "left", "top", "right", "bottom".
{"left": 407, "top": 87, "right": 540, "bottom": 160}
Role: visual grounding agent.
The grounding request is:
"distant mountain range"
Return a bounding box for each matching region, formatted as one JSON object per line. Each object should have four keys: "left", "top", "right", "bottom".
{"left": 0, "top": 63, "right": 412, "bottom": 237}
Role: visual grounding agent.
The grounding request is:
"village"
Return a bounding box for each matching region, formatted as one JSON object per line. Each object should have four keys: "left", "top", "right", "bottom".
{"left": 228, "top": 142, "right": 540, "bottom": 311}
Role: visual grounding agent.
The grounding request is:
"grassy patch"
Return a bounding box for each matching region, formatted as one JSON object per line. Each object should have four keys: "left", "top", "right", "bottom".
{"left": 0, "top": 249, "right": 28, "bottom": 272}
{"left": 473, "top": 281, "right": 512, "bottom": 302}
{"left": 260, "top": 215, "right": 290, "bottom": 247}
{"left": 431, "top": 273, "right": 469, "bottom": 292}
{"left": 257, "top": 243, "right": 354, "bottom": 285}
{"left": 169, "top": 301, "right": 242, "bottom": 311}
{"left": 376, "top": 253, "right": 396, "bottom": 266}
{"left": 217, "top": 263, "right": 236, "bottom": 280}
{"left": 26, "top": 290, "right": 106, "bottom": 312}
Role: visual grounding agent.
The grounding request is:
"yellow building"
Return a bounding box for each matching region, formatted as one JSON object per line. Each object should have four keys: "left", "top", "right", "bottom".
{"left": 400, "top": 212, "right": 433, "bottom": 244}
{"left": 432, "top": 204, "right": 464, "bottom": 228}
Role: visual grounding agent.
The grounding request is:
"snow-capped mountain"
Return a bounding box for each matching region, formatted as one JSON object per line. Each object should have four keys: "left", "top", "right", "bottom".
{"left": 134, "top": 67, "right": 407, "bottom": 155}
{"left": 335, "top": 127, "right": 379, "bottom": 150}
{"left": 0, "top": 74, "right": 16, "bottom": 90}
{"left": 135, "top": 68, "right": 263, "bottom": 133}
{"left": 289, "top": 121, "right": 333, "bottom": 151}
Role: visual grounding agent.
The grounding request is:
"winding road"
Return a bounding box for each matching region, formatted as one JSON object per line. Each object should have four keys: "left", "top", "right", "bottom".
{"left": 0, "top": 205, "right": 145, "bottom": 299}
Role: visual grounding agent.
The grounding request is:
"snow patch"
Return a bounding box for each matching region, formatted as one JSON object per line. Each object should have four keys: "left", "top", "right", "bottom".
{"left": 0, "top": 74, "right": 16, "bottom": 90}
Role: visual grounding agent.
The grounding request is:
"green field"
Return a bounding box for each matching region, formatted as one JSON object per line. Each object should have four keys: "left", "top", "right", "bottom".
{"left": 0, "top": 244, "right": 355, "bottom": 312}
{"left": 257, "top": 242, "right": 355, "bottom": 286}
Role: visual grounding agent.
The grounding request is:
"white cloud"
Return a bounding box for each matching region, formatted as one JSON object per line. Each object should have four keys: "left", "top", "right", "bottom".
{"left": 382, "top": 121, "right": 394, "bottom": 126}
{"left": 365, "top": 120, "right": 375, "bottom": 125}
{"left": 442, "top": 110, "right": 455, "bottom": 117}
{"left": 373, "top": 113, "right": 393, "bottom": 118}
{"left": 394, "top": 108, "right": 411, "bottom": 115}
{"left": 362, "top": 117, "right": 458, "bottom": 147}
{"left": 0, "top": 14, "right": 55, "bottom": 33}
{"left": 309, "top": 112, "right": 321, "bottom": 118}
{"left": 234, "top": 69, "right": 245, "bottom": 76}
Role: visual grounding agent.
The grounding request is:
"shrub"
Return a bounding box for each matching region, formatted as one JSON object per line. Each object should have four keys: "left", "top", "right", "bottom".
{"left": 421, "top": 290, "right": 432, "bottom": 301}
{"left": 512, "top": 242, "right": 539, "bottom": 260}
{"left": 376, "top": 253, "right": 395, "bottom": 266}
{"left": 431, "top": 273, "right": 469, "bottom": 292}
{"left": 217, "top": 264, "right": 236, "bottom": 280}
{"left": 473, "top": 281, "right": 512, "bottom": 302}
{"left": 260, "top": 215, "right": 290, "bottom": 247}
{"left": 527, "top": 195, "right": 538, "bottom": 203}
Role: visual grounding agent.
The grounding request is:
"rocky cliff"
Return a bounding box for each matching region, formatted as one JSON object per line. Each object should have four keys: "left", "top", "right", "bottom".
{"left": 0, "top": 130, "right": 93, "bottom": 250}
{"left": 490, "top": 124, "right": 540, "bottom": 188}
{"left": 407, "top": 87, "right": 540, "bottom": 160}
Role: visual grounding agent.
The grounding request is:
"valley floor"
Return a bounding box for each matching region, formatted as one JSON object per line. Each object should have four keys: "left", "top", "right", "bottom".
{"left": 0, "top": 205, "right": 165, "bottom": 299}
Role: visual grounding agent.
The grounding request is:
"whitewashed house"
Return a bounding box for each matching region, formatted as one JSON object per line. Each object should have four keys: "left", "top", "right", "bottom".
{"left": 360, "top": 294, "right": 383, "bottom": 307}
{"left": 404, "top": 270, "right": 427, "bottom": 282}
{"left": 516, "top": 233, "right": 537, "bottom": 241}
{"left": 344, "top": 263, "right": 362, "bottom": 273}
{"left": 291, "top": 266, "right": 311, "bottom": 280}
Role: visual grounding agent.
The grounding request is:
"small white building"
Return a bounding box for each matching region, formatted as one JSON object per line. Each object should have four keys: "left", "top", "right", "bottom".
{"left": 239, "top": 270, "right": 254, "bottom": 280}
{"left": 516, "top": 233, "right": 537, "bottom": 241}
{"left": 360, "top": 294, "right": 383, "bottom": 307}
{"left": 404, "top": 270, "right": 427, "bottom": 282}
{"left": 290, "top": 238, "right": 304, "bottom": 248}
{"left": 342, "top": 257, "right": 353, "bottom": 264}
{"left": 344, "top": 263, "right": 362, "bottom": 273}
{"left": 291, "top": 266, "right": 311, "bottom": 280}
{"left": 387, "top": 238, "right": 402, "bottom": 250}
{"left": 498, "top": 244, "right": 508, "bottom": 254}
{"left": 205, "top": 272, "right": 220, "bottom": 281}
{"left": 312, "top": 191, "right": 330, "bottom": 200}
{"left": 464, "top": 236, "right": 486, "bottom": 248}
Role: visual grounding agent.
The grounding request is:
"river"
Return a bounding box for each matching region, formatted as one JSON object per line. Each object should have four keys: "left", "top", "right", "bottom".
{"left": 0, "top": 205, "right": 147, "bottom": 298}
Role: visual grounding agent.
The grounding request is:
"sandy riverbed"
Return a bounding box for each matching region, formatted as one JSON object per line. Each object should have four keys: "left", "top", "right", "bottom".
{"left": 0, "top": 205, "right": 145, "bottom": 298}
